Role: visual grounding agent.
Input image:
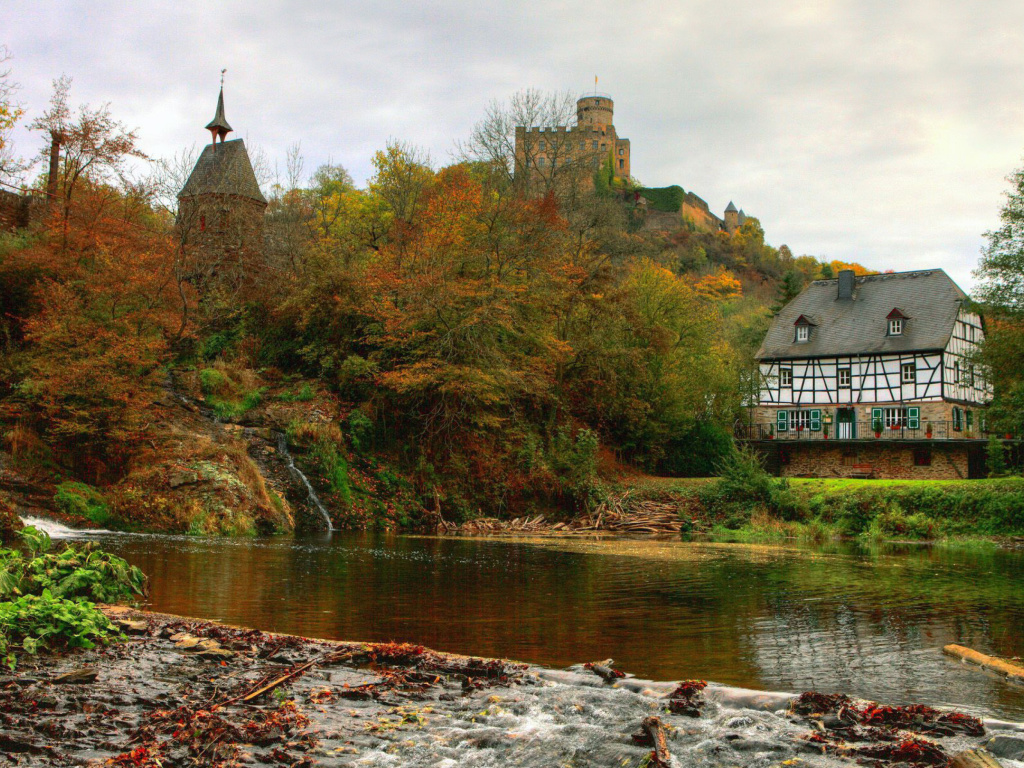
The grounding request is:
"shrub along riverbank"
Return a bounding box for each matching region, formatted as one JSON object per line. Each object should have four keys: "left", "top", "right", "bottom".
{"left": 0, "top": 526, "right": 146, "bottom": 669}
{"left": 621, "top": 455, "right": 1024, "bottom": 544}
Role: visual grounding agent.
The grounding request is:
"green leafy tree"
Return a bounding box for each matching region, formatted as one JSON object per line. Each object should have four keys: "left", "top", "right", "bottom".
{"left": 975, "top": 162, "right": 1024, "bottom": 435}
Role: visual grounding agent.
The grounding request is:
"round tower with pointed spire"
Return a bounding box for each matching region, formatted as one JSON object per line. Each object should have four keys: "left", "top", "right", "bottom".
{"left": 177, "top": 81, "right": 267, "bottom": 261}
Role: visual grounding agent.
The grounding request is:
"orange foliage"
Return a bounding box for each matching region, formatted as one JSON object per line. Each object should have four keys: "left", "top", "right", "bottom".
{"left": 7, "top": 184, "right": 189, "bottom": 477}
{"left": 691, "top": 266, "right": 742, "bottom": 302}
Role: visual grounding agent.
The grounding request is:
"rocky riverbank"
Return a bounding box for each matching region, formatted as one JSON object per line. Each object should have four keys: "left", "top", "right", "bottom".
{"left": 1, "top": 608, "right": 1020, "bottom": 767}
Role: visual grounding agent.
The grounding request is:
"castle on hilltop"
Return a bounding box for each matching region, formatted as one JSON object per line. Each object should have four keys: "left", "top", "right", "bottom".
{"left": 514, "top": 94, "right": 631, "bottom": 185}
{"left": 512, "top": 92, "right": 748, "bottom": 234}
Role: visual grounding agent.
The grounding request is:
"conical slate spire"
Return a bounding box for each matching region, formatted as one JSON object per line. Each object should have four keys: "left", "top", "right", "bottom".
{"left": 205, "top": 87, "right": 233, "bottom": 144}
{"left": 725, "top": 200, "right": 738, "bottom": 213}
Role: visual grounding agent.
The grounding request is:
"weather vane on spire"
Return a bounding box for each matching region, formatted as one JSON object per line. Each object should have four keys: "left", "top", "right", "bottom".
{"left": 220, "top": 68, "right": 226, "bottom": 87}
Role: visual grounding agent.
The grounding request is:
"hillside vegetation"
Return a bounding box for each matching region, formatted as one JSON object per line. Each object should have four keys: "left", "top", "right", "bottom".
{"left": 0, "top": 81, "right": 874, "bottom": 533}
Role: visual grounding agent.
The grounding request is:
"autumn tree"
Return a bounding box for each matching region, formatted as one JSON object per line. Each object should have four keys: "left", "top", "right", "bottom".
{"left": 0, "top": 45, "right": 24, "bottom": 181}
{"left": 459, "top": 89, "right": 592, "bottom": 198}
{"left": 31, "top": 76, "right": 147, "bottom": 211}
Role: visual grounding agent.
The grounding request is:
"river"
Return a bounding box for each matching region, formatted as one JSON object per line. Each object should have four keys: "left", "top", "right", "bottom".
{"left": 25, "top": 519, "right": 1024, "bottom": 721}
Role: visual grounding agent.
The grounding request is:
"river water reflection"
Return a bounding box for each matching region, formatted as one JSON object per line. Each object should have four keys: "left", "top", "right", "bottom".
{"left": 90, "top": 531, "right": 1024, "bottom": 719}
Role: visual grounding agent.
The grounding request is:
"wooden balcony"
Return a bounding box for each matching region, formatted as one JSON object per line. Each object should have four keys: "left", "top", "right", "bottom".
{"left": 734, "top": 421, "right": 1012, "bottom": 443}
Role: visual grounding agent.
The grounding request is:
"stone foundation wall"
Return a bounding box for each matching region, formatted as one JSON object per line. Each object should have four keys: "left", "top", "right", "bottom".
{"left": 775, "top": 443, "right": 969, "bottom": 480}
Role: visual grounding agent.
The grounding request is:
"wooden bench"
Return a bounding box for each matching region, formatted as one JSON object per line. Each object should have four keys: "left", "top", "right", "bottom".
{"left": 850, "top": 464, "right": 877, "bottom": 479}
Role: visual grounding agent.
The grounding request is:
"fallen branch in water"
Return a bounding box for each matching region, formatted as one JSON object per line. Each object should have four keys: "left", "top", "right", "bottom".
{"left": 944, "top": 644, "right": 1024, "bottom": 685}
{"left": 636, "top": 716, "right": 672, "bottom": 767}
{"left": 584, "top": 659, "right": 625, "bottom": 682}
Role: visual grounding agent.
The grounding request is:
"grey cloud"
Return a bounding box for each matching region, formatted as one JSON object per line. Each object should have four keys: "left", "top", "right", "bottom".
{"left": 7, "top": 0, "right": 1024, "bottom": 289}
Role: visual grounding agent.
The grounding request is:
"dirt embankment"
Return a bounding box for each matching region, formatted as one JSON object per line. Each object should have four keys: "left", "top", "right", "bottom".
{"left": 0, "top": 608, "right": 1014, "bottom": 767}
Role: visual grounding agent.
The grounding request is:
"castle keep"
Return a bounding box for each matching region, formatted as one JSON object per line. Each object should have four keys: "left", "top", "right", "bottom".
{"left": 513, "top": 92, "right": 749, "bottom": 233}
{"left": 514, "top": 94, "right": 631, "bottom": 184}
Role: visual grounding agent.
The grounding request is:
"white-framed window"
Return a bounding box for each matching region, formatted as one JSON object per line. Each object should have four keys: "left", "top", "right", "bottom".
{"left": 901, "top": 362, "right": 916, "bottom": 384}
{"left": 791, "top": 411, "right": 810, "bottom": 431}
{"left": 795, "top": 325, "right": 809, "bottom": 342}
{"left": 889, "top": 318, "right": 903, "bottom": 335}
{"left": 618, "top": 148, "right": 624, "bottom": 156}
{"left": 780, "top": 368, "right": 792, "bottom": 387}
{"left": 884, "top": 407, "right": 907, "bottom": 428}
{"left": 838, "top": 368, "right": 851, "bottom": 388}
{"left": 954, "top": 360, "right": 960, "bottom": 383}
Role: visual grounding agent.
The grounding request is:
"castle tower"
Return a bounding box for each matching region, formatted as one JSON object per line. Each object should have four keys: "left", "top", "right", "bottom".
{"left": 577, "top": 95, "right": 614, "bottom": 132}
{"left": 177, "top": 85, "right": 267, "bottom": 257}
{"left": 724, "top": 201, "right": 740, "bottom": 233}
{"left": 513, "top": 90, "right": 631, "bottom": 187}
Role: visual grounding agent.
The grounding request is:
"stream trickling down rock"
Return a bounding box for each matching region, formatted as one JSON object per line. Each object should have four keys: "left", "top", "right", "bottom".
{"left": 275, "top": 432, "right": 333, "bottom": 532}
{"left": 22, "top": 517, "right": 1024, "bottom": 721}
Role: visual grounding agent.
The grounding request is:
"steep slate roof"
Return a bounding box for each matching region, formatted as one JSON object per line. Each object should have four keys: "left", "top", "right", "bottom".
{"left": 178, "top": 139, "right": 267, "bottom": 205}
{"left": 725, "top": 201, "right": 738, "bottom": 212}
{"left": 756, "top": 269, "right": 969, "bottom": 360}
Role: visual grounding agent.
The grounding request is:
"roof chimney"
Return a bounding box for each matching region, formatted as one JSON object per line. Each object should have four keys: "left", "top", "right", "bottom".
{"left": 837, "top": 269, "right": 855, "bottom": 300}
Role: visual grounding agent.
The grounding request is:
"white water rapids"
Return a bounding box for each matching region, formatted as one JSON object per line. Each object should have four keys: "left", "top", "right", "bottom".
{"left": 18, "top": 515, "right": 110, "bottom": 538}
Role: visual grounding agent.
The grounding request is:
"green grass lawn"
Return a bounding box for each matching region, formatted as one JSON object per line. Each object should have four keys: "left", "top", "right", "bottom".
{"left": 787, "top": 476, "right": 1024, "bottom": 490}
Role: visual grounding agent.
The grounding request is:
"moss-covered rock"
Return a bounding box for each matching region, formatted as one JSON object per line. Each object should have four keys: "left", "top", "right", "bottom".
{"left": 110, "top": 442, "right": 294, "bottom": 536}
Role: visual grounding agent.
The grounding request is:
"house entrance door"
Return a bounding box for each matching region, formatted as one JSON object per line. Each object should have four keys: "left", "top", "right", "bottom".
{"left": 837, "top": 408, "right": 855, "bottom": 439}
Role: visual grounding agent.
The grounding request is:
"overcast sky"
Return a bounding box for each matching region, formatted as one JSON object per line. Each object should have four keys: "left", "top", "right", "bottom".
{"left": 6, "top": 0, "right": 1024, "bottom": 290}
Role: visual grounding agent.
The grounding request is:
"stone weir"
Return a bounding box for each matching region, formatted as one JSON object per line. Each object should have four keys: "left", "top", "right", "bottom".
{"left": 0, "top": 606, "right": 1018, "bottom": 767}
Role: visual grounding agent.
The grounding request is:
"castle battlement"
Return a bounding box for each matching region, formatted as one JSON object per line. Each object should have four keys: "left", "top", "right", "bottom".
{"left": 514, "top": 93, "right": 631, "bottom": 182}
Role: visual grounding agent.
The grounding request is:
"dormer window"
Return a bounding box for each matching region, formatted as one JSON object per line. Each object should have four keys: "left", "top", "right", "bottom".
{"left": 793, "top": 315, "right": 816, "bottom": 343}
{"left": 886, "top": 308, "right": 907, "bottom": 336}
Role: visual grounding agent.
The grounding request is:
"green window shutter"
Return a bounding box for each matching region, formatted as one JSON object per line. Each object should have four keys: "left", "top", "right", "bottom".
{"left": 810, "top": 409, "right": 821, "bottom": 431}
{"left": 908, "top": 407, "right": 920, "bottom": 430}
{"left": 966, "top": 410, "right": 973, "bottom": 430}
{"left": 777, "top": 410, "right": 788, "bottom": 432}
{"left": 871, "top": 407, "right": 882, "bottom": 423}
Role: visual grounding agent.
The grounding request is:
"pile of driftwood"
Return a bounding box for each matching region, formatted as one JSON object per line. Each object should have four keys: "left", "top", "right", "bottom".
{"left": 440, "top": 515, "right": 549, "bottom": 535}
{"left": 573, "top": 493, "right": 684, "bottom": 534}
{"left": 439, "top": 493, "right": 686, "bottom": 536}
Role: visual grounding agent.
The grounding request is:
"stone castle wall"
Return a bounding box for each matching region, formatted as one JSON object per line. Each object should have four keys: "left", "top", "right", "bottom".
{"left": 0, "top": 190, "right": 45, "bottom": 232}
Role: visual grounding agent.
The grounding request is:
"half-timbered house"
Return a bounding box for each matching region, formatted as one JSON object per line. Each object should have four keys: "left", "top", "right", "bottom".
{"left": 738, "top": 269, "right": 993, "bottom": 479}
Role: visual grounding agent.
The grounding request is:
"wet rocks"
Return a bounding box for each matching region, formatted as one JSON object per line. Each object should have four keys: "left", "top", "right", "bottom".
{"left": 170, "top": 632, "right": 235, "bottom": 659}
{"left": 52, "top": 668, "right": 98, "bottom": 685}
{"left": 113, "top": 618, "right": 149, "bottom": 634}
{"left": 0, "top": 608, "right": 1008, "bottom": 768}
{"left": 983, "top": 734, "right": 1024, "bottom": 760}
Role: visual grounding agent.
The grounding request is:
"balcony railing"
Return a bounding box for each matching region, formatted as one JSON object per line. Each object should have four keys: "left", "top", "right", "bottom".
{"left": 734, "top": 421, "right": 1004, "bottom": 442}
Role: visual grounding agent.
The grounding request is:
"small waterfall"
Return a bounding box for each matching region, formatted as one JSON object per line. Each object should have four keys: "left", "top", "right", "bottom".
{"left": 18, "top": 515, "right": 109, "bottom": 539}
{"left": 276, "top": 434, "right": 334, "bottom": 532}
